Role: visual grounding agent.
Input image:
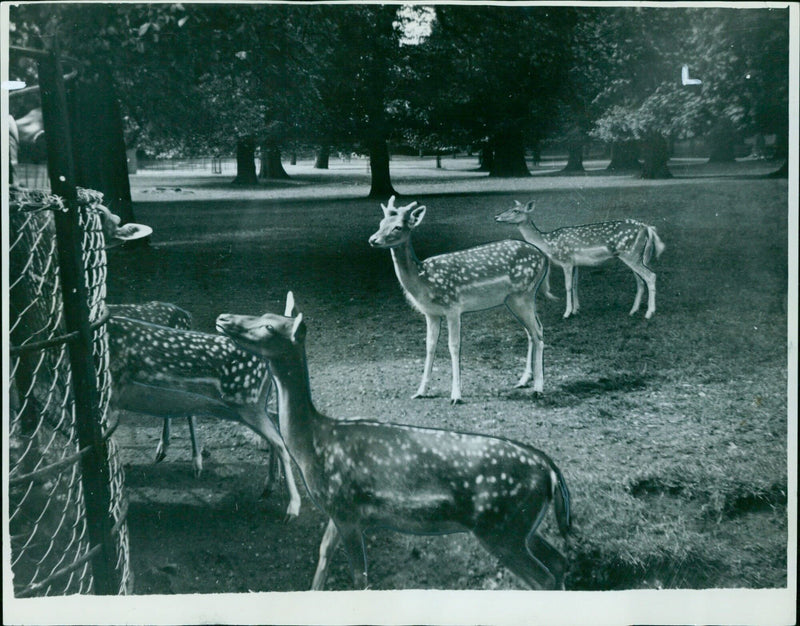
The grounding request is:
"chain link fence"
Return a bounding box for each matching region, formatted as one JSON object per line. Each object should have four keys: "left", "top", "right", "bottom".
{"left": 8, "top": 187, "right": 131, "bottom": 596}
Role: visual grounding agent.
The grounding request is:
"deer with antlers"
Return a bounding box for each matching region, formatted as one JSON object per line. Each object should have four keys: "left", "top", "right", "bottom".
{"left": 369, "top": 196, "right": 553, "bottom": 404}
{"left": 496, "top": 200, "right": 665, "bottom": 319}
{"left": 216, "top": 292, "right": 571, "bottom": 590}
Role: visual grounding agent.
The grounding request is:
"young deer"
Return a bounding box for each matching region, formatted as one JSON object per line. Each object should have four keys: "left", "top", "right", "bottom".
{"left": 216, "top": 292, "right": 571, "bottom": 590}
{"left": 107, "top": 302, "right": 205, "bottom": 475}
{"left": 496, "top": 200, "right": 665, "bottom": 319}
{"left": 107, "top": 311, "right": 301, "bottom": 519}
{"left": 369, "top": 196, "right": 552, "bottom": 404}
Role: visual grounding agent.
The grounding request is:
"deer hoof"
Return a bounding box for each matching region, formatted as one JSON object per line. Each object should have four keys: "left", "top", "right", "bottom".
{"left": 154, "top": 448, "right": 167, "bottom": 464}
{"left": 645, "top": 310, "right": 655, "bottom": 319}
{"left": 532, "top": 391, "right": 544, "bottom": 400}
{"left": 450, "top": 398, "right": 463, "bottom": 406}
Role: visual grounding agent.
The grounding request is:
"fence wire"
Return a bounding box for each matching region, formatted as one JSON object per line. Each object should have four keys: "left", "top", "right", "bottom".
{"left": 8, "top": 187, "right": 131, "bottom": 596}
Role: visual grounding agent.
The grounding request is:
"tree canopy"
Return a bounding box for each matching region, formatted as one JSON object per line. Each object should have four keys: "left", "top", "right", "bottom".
{"left": 8, "top": 4, "right": 790, "bottom": 187}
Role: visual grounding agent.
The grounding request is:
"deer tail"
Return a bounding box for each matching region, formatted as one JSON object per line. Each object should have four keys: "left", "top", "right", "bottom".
{"left": 643, "top": 225, "right": 665, "bottom": 265}
{"left": 550, "top": 465, "right": 571, "bottom": 537}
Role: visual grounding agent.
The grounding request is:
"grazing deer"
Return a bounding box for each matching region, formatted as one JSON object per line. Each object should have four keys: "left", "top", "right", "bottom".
{"left": 107, "top": 311, "right": 301, "bottom": 519}
{"left": 216, "top": 292, "right": 571, "bottom": 590}
{"left": 369, "top": 196, "right": 552, "bottom": 404}
{"left": 107, "top": 302, "right": 206, "bottom": 475}
{"left": 496, "top": 201, "right": 665, "bottom": 319}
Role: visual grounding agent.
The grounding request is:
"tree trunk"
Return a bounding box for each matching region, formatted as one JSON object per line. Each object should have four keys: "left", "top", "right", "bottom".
{"left": 707, "top": 118, "right": 737, "bottom": 163}
{"left": 314, "top": 146, "right": 330, "bottom": 169}
{"left": 607, "top": 141, "right": 640, "bottom": 171}
{"left": 478, "top": 145, "right": 494, "bottom": 171}
{"left": 489, "top": 130, "right": 529, "bottom": 177}
{"left": 68, "top": 65, "right": 136, "bottom": 224}
{"left": 232, "top": 137, "right": 258, "bottom": 185}
{"left": 562, "top": 142, "right": 584, "bottom": 172}
{"left": 367, "top": 138, "right": 396, "bottom": 198}
{"left": 290, "top": 151, "right": 297, "bottom": 166}
{"left": 260, "top": 143, "right": 290, "bottom": 179}
{"left": 531, "top": 141, "right": 542, "bottom": 167}
{"left": 436, "top": 151, "right": 442, "bottom": 169}
{"left": 639, "top": 134, "right": 672, "bottom": 179}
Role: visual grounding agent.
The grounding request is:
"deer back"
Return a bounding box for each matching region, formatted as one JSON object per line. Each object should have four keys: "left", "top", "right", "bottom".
{"left": 418, "top": 240, "right": 547, "bottom": 306}
{"left": 304, "top": 418, "right": 559, "bottom": 534}
{"left": 107, "top": 316, "right": 269, "bottom": 405}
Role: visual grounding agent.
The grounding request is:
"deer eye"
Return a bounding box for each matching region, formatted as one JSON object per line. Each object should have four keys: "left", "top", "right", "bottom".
{"left": 266, "top": 325, "right": 274, "bottom": 332}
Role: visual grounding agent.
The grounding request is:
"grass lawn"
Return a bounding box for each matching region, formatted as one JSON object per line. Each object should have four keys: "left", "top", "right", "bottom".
{"left": 108, "top": 157, "right": 791, "bottom": 592}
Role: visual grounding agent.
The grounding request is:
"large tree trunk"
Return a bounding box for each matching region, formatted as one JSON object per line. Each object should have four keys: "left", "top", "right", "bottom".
{"left": 478, "top": 144, "right": 494, "bottom": 171}
{"left": 314, "top": 146, "right": 330, "bottom": 169}
{"left": 707, "top": 118, "right": 737, "bottom": 163}
{"left": 232, "top": 137, "right": 258, "bottom": 185}
{"left": 639, "top": 134, "right": 672, "bottom": 179}
{"left": 68, "top": 65, "right": 135, "bottom": 224}
{"left": 607, "top": 141, "right": 640, "bottom": 171}
{"left": 562, "top": 142, "right": 584, "bottom": 172}
{"left": 259, "top": 142, "right": 290, "bottom": 179}
{"left": 367, "top": 138, "right": 396, "bottom": 198}
{"left": 489, "top": 129, "right": 529, "bottom": 177}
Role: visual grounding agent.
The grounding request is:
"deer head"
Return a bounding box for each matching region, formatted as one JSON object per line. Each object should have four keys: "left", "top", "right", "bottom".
{"left": 216, "top": 292, "right": 306, "bottom": 359}
{"left": 368, "top": 195, "right": 427, "bottom": 248}
{"left": 495, "top": 200, "right": 535, "bottom": 224}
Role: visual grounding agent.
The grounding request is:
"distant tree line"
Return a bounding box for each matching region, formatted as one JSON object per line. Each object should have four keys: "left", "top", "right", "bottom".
{"left": 8, "top": 4, "right": 790, "bottom": 196}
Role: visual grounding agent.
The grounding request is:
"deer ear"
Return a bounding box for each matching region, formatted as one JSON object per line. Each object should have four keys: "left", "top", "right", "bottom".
{"left": 524, "top": 201, "right": 535, "bottom": 212}
{"left": 514, "top": 200, "right": 522, "bottom": 207}
{"left": 408, "top": 205, "right": 426, "bottom": 228}
{"left": 290, "top": 313, "right": 305, "bottom": 343}
{"left": 284, "top": 291, "right": 296, "bottom": 317}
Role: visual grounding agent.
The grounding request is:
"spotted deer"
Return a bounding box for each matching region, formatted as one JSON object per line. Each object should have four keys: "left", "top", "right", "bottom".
{"left": 216, "top": 292, "right": 571, "bottom": 590}
{"left": 106, "top": 302, "right": 207, "bottom": 475}
{"left": 107, "top": 311, "right": 301, "bottom": 519}
{"left": 496, "top": 200, "right": 665, "bottom": 319}
{"left": 369, "top": 196, "right": 552, "bottom": 404}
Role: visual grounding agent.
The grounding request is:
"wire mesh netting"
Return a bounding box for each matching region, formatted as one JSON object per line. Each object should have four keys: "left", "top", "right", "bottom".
{"left": 8, "top": 186, "right": 132, "bottom": 597}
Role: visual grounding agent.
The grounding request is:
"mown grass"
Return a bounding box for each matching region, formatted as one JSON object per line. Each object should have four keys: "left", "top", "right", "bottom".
{"left": 110, "top": 159, "right": 790, "bottom": 590}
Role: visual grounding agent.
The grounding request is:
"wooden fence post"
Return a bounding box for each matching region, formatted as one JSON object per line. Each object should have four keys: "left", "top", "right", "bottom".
{"left": 37, "top": 42, "right": 121, "bottom": 595}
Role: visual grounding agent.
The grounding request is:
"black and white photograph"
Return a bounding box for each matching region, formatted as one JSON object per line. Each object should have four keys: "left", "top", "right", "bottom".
{"left": 2, "top": 1, "right": 796, "bottom": 624}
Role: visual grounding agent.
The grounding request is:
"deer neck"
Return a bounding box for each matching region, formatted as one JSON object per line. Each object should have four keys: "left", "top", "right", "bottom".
{"left": 268, "top": 346, "right": 319, "bottom": 454}
{"left": 389, "top": 239, "right": 427, "bottom": 297}
{"left": 518, "top": 219, "right": 553, "bottom": 255}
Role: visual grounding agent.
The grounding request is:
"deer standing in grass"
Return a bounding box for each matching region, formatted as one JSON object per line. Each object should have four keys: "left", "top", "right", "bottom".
{"left": 496, "top": 200, "right": 665, "bottom": 319}
{"left": 107, "top": 309, "right": 301, "bottom": 519}
{"left": 216, "top": 292, "right": 571, "bottom": 590}
{"left": 107, "top": 302, "right": 206, "bottom": 475}
{"left": 369, "top": 196, "right": 552, "bottom": 404}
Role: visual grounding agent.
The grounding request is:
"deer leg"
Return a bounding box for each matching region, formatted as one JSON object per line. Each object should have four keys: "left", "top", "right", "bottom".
{"left": 187, "top": 416, "right": 202, "bottom": 478}
{"left": 413, "top": 314, "right": 441, "bottom": 399}
{"left": 562, "top": 265, "right": 574, "bottom": 318}
{"left": 571, "top": 266, "right": 580, "bottom": 314}
{"left": 155, "top": 418, "right": 170, "bottom": 463}
{"left": 242, "top": 410, "right": 302, "bottom": 520}
{"left": 628, "top": 271, "right": 645, "bottom": 315}
{"left": 473, "top": 496, "right": 560, "bottom": 590}
{"left": 335, "top": 521, "right": 369, "bottom": 589}
{"left": 621, "top": 258, "right": 657, "bottom": 318}
{"left": 526, "top": 534, "right": 569, "bottom": 590}
{"left": 506, "top": 294, "right": 544, "bottom": 395}
{"left": 311, "top": 518, "right": 340, "bottom": 590}
{"left": 446, "top": 314, "right": 463, "bottom": 405}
